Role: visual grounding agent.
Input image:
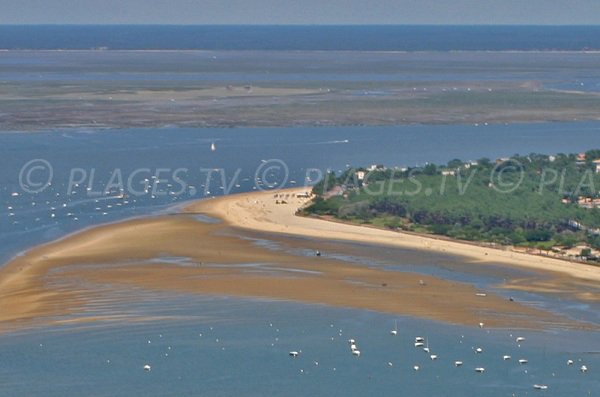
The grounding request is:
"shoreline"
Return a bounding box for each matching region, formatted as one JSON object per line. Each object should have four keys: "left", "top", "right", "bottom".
{"left": 0, "top": 188, "right": 598, "bottom": 333}
{"left": 186, "top": 188, "right": 600, "bottom": 284}
{"left": 4, "top": 118, "right": 600, "bottom": 135}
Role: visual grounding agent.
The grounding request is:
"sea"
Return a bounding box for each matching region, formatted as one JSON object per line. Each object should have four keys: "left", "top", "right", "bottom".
{"left": 2, "top": 25, "right": 600, "bottom": 51}
{"left": 1, "top": 26, "right": 600, "bottom": 396}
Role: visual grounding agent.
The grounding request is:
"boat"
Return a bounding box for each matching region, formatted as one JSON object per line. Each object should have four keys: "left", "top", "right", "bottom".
{"left": 210, "top": 142, "right": 216, "bottom": 151}
{"left": 533, "top": 384, "right": 548, "bottom": 390}
{"left": 475, "top": 367, "right": 485, "bottom": 373}
{"left": 390, "top": 320, "right": 398, "bottom": 336}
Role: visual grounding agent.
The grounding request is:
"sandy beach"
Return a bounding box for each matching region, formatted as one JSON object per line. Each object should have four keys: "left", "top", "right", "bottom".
{"left": 189, "top": 187, "right": 600, "bottom": 284}
{"left": 1, "top": 188, "right": 599, "bottom": 333}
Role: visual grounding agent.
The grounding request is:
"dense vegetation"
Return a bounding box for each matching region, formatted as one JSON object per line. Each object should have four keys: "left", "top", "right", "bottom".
{"left": 304, "top": 150, "right": 600, "bottom": 255}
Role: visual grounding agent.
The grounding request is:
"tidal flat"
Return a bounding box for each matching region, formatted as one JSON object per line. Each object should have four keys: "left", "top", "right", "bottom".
{"left": 2, "top": 50, "right": 600, "bottom": 131}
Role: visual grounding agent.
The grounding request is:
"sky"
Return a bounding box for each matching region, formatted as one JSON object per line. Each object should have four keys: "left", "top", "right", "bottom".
{"left": 1, "top": 0, "right": 600, "bottom": 25}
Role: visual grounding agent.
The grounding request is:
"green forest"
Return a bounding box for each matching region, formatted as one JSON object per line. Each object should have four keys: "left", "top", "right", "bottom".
{"left": 304, "top": 149, "right": 600, "bottom": 257}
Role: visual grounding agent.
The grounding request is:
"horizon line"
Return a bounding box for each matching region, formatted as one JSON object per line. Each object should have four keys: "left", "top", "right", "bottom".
{"left": 2, "top": 23, "right": 600, "bottom": 27}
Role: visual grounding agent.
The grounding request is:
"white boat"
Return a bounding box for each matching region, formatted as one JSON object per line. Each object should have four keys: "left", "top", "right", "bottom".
{"left": 516, "top": 337, "right": 526, "bottom": 343}
{"left": 519, "top": 359, "right": 528, "bottom": 365}
{"left": 390, "top": 320, "right": 398, "bottom": 336}
{"left": 210, "top": 142, "right": 216, "bottom": 151}
{"left": 454, "top": 361, "right": 463, "bottom": 367}
{"left": 415, "top": 337, "right": 425, "bottom": 342}
{"left": 503, "top": 355, "right": 512, "bottom": 361}
{"left": 533, "top": 384, "right": 548, "bottom": 390}
{"left": 415, "top": 342, "right": 424, "bottom": 347}
{"left": 580, "top": 365, "right": 588, "bottom": 373}
{"left": 289, "top": 351, "right": 300, "bottom": 358}
{"left": 475, "top": 367, "right": 485, "bottom": 373}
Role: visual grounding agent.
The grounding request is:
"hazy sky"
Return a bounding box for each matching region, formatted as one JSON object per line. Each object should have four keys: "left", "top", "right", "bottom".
{"left": 1, "top": 0, "right": 600, "bottom": 25}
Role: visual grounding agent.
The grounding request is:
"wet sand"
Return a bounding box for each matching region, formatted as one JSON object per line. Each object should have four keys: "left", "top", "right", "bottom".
{"left": 0, "top": 189, "right": 598, "bottom": 333}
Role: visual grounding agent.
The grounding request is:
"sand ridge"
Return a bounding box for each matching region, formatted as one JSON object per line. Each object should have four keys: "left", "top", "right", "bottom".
{"left": 0, "top": 189, "right": 598, "bottom": 333}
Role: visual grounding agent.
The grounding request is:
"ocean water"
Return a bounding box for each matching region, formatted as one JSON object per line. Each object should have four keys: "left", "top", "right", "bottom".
{"left": 2, "top": 25, "right": 600, "bottom": 51}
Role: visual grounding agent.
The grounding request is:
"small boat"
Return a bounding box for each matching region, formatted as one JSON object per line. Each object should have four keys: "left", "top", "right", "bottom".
{"left": 415, "top": 337, "right": 425, "bottom": 342}
{"left": 454, "top": 361, "right": 463, "bottom": 367}
{"left": 533, "top": 384, "right": 548, "bottom": 390}
{"left": 475, "top": 347, "right": 483, "bottom": 354}
{"left": 413, "top": 365, "right": 420, "bottom": 371}
{"left": 430, "top": 355, "right": 438, "bottom": 361}
{"left": 210, "top": 142, "right": 216, "bottom": 151}
{"left": 390, "top": 320, "right": 398, "bottom": 336}
{"left": 516, "top": 337, "right": 526, "bottom": 343}
{"left": 143, "top": 364, "right": 152, "bottom": 372}
{"left": 289, "top": 351, "right": 300, "bottom": 358}
{"left": 352, "top": 350, "right": 361, "bottom": 357}
{"left": 519, "top": 359, "right": 528, "bottom": 365}
{"left": 580, "top": 365, "right": 588, "bottom": 373}
{"left": 503, "top": 355, "right": 512, "bottom": 361}
{"left": 475, "top": 367, "right": 486, "bottom": 373}
{"left": 415, "top": 342, "right": 424, "bottom": 347}
{"left": 567, "top": 359, "right": 574, "bottom": 366}
{"left": 423, "top": 339, "right": 430, "bottom": 353}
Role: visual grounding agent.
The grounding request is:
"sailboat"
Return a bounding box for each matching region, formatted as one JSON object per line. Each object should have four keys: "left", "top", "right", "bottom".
{"left": 390, "top": 320, "right": 398, "bottom": 336}
{"left": 210, "top": 142, "right": 216, "bottom": 151}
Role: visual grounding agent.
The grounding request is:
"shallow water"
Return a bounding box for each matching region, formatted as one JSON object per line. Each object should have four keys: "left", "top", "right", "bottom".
{"left": 0, "top": 294, "right": 597, "bottom": 397}
{"left": 2, "top": 125, "right": 600, "bottom": 395}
